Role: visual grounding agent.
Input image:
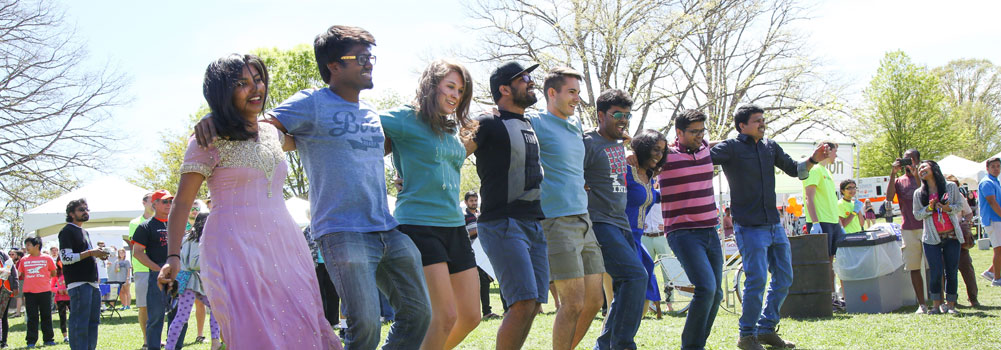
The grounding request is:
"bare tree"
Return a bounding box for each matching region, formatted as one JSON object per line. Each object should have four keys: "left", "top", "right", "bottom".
{"left": 463, "top": 0, "right": 705, "bottom": 128}
{"left": 0, "top": 0, "right": 127, "bottom": 205}
{"left": 668, "top": 0, "right": 849, "bottom": 140}
{"left": 463, "top": 0, "right": 848, "bottom": 139}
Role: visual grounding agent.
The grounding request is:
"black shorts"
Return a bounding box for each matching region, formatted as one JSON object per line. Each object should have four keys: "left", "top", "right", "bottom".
{"left": 398, "top": 224, "right": 477, "bottom": 274}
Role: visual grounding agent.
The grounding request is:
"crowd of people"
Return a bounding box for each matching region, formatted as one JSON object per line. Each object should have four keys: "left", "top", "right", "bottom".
{"left": 9, "top": 23, "right": 1001, "bottom": 350}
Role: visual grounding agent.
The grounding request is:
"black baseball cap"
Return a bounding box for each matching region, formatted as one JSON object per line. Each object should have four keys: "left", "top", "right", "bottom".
{"left": 489, "top": 61, "right": 539, "bottom": 102}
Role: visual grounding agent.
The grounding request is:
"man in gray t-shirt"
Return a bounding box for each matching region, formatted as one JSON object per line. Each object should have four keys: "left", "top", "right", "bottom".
{"left": 581, "top": 89, "right": 647, "bottom": 350}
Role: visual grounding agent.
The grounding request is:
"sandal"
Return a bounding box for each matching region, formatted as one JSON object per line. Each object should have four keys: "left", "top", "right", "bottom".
{"left": 195, "top": 336, "right": 206, "bottom": 343}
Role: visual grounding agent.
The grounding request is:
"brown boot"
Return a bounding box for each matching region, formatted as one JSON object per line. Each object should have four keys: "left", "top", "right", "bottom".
{"left": 757, "top": 332, "right": 795, "bottom": 348}
{"left": 737, "top": 335, "right": 765, "bottom": 350}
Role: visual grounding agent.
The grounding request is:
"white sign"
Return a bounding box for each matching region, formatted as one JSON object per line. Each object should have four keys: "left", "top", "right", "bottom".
{"left": 772, "top": 142, "right": 855, "bottom": 194}
{"left": 857, "top": 176, "right": 892, "bottom": 201}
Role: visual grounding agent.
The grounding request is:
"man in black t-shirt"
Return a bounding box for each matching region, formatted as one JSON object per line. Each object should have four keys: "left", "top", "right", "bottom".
{"left": 467, "top": 61, "right": 548, "bottom": 349}
{"left": 59, "top": 198, "right": 109, "bottom": 349}
{"left": 132, "top": 190, "right": 182, "bottom": 350}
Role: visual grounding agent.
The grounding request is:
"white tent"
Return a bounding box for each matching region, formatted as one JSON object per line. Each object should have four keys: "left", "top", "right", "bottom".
{"left": 986, "top": 152, "right": 1001, "bottom": 164}
{"left": 40, "top": 226, "right": 132, "bottom": 251}
{"left": 938, "top": 155, "right": 985, "bottom": 187}
{"left": 285, "top": 197, "right": 311, "bottom": 228}
{"left": 23, "top": 177, "right": 149, "bottom": 237}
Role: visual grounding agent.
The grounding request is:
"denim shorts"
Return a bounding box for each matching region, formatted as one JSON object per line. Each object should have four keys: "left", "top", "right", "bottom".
{"left": 477, "top": 218, "right": 550, "bottom": 305}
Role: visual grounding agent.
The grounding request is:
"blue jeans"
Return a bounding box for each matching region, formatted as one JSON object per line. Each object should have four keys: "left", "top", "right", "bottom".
{"left": 592, "top": 222, "right": 647, "bottom": 350}
{"left": 379, "top": 291, "right": 396, "bottom": 321}
{"left": 667, "top": 228, "right": 724, "bottom": 350}
{"left": 733, "top": 223, "right": 792, "bottom": 337}
{"left": 67, "top": 285, "right": 101, "bottom": 350}
{"left": 925, "top": 238, "right": 961, "bottom": 302}
{"left": 318, "top": 229, "right": 431, "bottom": 350}
{"left": 145, "top": 271, "right": 167, "bottom": 350}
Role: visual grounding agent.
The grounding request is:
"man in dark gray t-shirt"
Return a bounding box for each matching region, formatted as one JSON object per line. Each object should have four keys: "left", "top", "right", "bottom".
{"left": 581, "top": 89, "right": 647, "bottom": 350}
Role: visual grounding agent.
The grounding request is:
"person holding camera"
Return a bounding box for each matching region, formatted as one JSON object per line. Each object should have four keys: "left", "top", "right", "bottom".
{"left": 58, "top": 198, "right": 111, "bottom": 350}
{"left": 885, "top": 149, "right": 930, "bottom": 313}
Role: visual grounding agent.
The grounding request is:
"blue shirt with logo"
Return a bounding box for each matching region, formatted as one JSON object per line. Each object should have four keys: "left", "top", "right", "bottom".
{"left": 272, "top": 88, "right": 398, "bottom": 239}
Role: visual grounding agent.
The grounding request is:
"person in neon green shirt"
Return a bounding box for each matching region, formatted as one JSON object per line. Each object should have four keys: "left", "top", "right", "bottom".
{"left": 127, "top": 192, "right": 153, "bottom": 346}
{"left": 838, "top": 179, "right": 863, "bottom": 234}
{"left": 803, "top": 143, "right": 845, "bottom": 257}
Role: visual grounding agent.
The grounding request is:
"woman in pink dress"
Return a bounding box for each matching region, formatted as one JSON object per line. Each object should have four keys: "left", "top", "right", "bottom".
{"left": 159, "top": 54, "right": 342, "bottom": 349}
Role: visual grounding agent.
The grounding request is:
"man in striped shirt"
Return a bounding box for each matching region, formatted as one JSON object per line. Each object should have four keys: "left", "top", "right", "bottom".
{"left": 660, "top": 109, "right": 724, "bottom": 350}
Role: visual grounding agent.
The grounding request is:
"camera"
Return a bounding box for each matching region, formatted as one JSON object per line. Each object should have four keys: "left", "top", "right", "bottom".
{"left": 896, "top": 158, "right": 912, "bottom": 166}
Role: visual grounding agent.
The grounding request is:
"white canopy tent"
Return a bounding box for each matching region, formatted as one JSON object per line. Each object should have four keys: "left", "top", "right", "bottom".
{"left": 938, "top": 155, "right": 985, "bottom": 188}
{"left": 40, "top": 226, "right": 132, "bottom": 252}
{"left": 23, "top": 177, "right": 148, "bottom": 238}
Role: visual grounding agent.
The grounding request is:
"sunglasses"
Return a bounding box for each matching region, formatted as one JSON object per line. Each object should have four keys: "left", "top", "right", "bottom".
{"left": 160, "top": 199, "right": 173, "bottom": 204}
{"left": 611, "top": 111, "right": 632, "bottom": 120}
{"left": 340, "top": 55, "right": 376, "bottom": 66}
{"left": 845, "top": 186, "right": 857, "bottom": 190}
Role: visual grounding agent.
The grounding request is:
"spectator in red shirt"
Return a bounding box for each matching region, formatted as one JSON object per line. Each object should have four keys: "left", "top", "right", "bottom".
{"left": 17, "top": 236, "right": 57, "bottom": 347}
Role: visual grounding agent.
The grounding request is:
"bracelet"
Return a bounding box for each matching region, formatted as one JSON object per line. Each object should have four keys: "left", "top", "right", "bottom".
{"left": 808, "top": 156, "right": 818, "bottom": 164}
{"left": 167, "top": 254, "right": 180, "bottom": 260}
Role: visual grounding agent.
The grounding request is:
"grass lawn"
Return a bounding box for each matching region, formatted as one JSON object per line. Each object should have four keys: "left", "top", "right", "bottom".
{"left": 4, "top": 243, "right": 1000, "bottom": 349}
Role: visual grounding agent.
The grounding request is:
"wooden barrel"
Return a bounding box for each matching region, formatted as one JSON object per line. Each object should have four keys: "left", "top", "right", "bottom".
{"left": 779, "top": 233, "right": 833, "bottom": 318}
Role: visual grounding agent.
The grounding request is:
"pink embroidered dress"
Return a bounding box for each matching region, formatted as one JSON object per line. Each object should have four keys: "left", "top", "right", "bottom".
{"left": 180, "top": 122, "right": 341, "bottom": 349}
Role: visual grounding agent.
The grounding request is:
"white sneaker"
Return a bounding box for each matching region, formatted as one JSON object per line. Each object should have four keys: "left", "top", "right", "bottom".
{"left": 982, "top": 270, "right": 995, "bottom": 281}
{"left": 993, "top": 279, "right": 1001, "bottom": 287}
{"left": 915, "top": 304, "right": 929, "bottom": 314}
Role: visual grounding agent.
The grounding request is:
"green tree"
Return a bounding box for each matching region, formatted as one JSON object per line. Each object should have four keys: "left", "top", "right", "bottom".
{"left": 932, "top": 59, "right": 1001, "bottom": 161}
{"left": 252, "top": 45, "right": 326, "bottom": 199}
{"left": 0, "top": 175, "right": 76, "bottom": 246}
{"left": 130, "top": 108, "right": 210, "bottom": 199}
{"left": 857, "top": 51, "right": 955, "bottom": 177}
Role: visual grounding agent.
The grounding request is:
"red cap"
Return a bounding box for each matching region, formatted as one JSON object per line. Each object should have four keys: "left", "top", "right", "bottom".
{"left": 151, "top": 190, "right": 175, "bottom": 202}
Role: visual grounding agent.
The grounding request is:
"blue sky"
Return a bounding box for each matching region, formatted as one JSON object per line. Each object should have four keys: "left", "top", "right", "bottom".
{"left": 60, "top": 0, "right": 1001, "bottom": 181}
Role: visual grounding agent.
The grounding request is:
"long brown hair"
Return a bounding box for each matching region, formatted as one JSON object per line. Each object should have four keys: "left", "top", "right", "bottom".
{"left": 413, "top": 59, "right": 476, "bottom": 139}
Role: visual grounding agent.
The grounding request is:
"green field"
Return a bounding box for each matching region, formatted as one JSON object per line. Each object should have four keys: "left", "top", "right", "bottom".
{"left": 3, "top": 246, "right": 999, "bottom": 349}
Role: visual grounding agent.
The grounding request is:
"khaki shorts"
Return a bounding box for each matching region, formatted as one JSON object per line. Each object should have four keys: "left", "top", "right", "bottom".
{"left": 541, "top": 213, "right": 605, "bottom": 281}
{"left": 987, "top": 222, "right": 1001, "bottom": 248}
{"left": 900, "top": 229, "right": 925, "bottom": 271}
{"left": 134, "top": 272, "right": 149, "bottom": 307}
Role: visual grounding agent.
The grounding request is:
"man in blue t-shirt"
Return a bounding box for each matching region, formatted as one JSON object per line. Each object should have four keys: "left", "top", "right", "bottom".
{"left": 979, "top": 157, "right": 1001, "bottom": 286}
{"left": 527, "top": 67, "right": 605, "bottom": 350}
{"left": 196, "top": 25, "right": 430, "bottom": 350}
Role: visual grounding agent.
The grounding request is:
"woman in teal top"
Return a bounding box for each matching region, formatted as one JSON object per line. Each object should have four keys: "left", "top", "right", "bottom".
{"left": 381, "top": 59, "right": 480, "bottom": 350}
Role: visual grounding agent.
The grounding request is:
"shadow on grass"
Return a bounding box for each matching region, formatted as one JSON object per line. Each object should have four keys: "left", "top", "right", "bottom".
{"left": 784, "top": 313, "right": 853, "bottom": 322}
{"left": 6, "top": 313, "right": 138, "bottom": 333}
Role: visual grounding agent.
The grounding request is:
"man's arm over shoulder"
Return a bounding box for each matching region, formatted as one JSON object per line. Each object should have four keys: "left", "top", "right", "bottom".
{"left": 771, "top": 140, "right": 809, "bottom": 179}
{"left": 710, "top": 139, "right": 732, "bottom": 165}
{"left": 469, "top": 113, "right": 497, "bottom": 155}
{"left": 270, "top": 89, "right": 320, "bottom": 136}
